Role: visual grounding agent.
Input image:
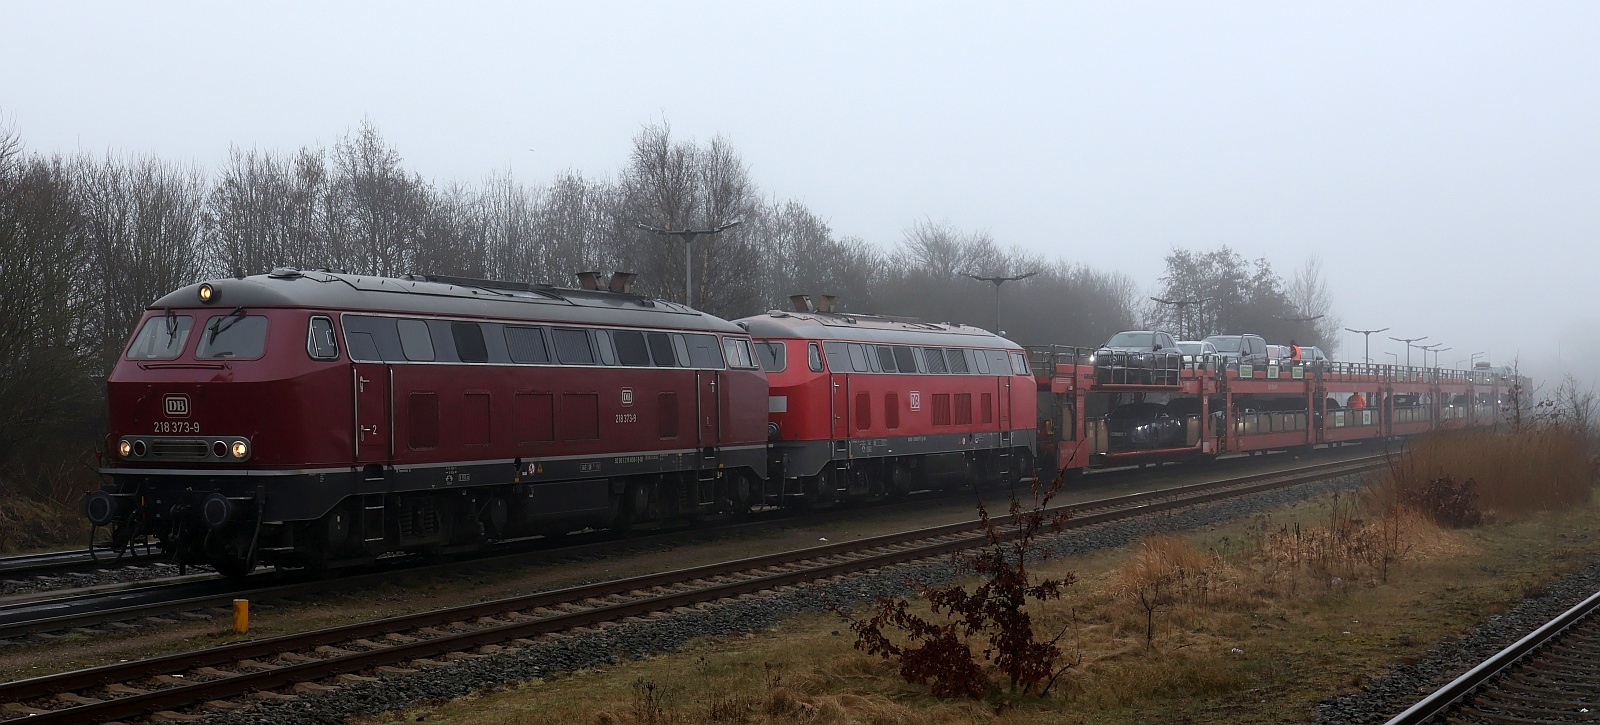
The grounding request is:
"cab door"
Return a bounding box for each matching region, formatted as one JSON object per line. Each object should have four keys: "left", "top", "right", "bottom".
{"left": 697, "top": 369, "right": 722, "bottom": 449}
{"left": 353, "top": 363, "right": 391, "bottom": 463}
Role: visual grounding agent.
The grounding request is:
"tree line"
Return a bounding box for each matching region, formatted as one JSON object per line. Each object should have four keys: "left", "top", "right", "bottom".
{"left": 2, "top": 114, "right": 1342, "bottom": 496}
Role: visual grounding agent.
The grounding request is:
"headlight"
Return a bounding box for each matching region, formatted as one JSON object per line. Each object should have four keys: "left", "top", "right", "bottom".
{"left": 118, "top": 439, "right": 132, "bottom": 457}
{"left": 1087, "top": 354, "right": 1096, "bottom": 364}
{"left": 198, "top": 283, "right": 216, "bottom": 303}
{"left": 231, "top": 440, "right": 249, "bottom": 458}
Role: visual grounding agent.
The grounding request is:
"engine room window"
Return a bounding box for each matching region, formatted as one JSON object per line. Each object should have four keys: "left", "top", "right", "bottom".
{"left": 945, "top": 348, "right": 970, "bottom": 374}
{"left": 451, "top": 322, "right": 489, "bottom": 363}
{"left": 196, "top": 314, "right": 269, "bottom": 359}
{"left": 875, "top": 345, "right": 898, "bottom": 373}
{"left": 846, "top": 343, "right": 870, "bottom": 372}
{"left": 126, "top": 314, "right": 193, "bottom": 359}
{"left": 593, "top": 330, "right": 619, "bottom": 365}
{"left": 892, "top": 346, "right": 917, "bottom": 373}
{"left": 505, "top": 326, "right": 550, "bottom": 364}
{"left": 397, "top": 319, "right": 435, "bottom": 362}
{"left": 307, "top": 316, "right": 338, "bottom": 360}
{"left": 922, "top": 347, "right": 949, "bottom": 374}
{"left": 646, "top": 332, "right": 677, "bottom": 367}
{"left": 613, "top": 330, "right": 652, "bottom": 366}
{"left": 755, "top": 341, "right": 786, "bottom": 372}
{"left": 552, "top": 328, "right": 596, "bottom": 365}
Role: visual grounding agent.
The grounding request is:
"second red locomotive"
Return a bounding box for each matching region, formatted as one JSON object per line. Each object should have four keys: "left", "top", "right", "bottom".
{"left": 739, "top": 296, "right": 1038, "bottom": 504}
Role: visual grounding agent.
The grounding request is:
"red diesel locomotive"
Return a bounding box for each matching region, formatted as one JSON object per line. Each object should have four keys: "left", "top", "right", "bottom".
{"left": 87, "top": 269, "right": 769, "bottom": 575}
{"left": 738, "top": 297, "right": 1038, "bottom": 503}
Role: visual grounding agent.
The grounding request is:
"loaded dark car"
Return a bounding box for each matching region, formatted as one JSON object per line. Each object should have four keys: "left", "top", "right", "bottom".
{"left": 1104, "top": 402, "right": 1186, "bottom": 451}
{"left": 1092, "top": 330, "right": 1183, "bottom": 384}
{"left": 1202, "top": 333, "right": 1268, "bottom": 368}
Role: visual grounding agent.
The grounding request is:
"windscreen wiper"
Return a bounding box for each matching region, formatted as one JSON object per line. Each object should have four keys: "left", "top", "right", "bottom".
{"left": 164, "top": 308, "right": 178, "bottom": 342}
{"left": 207, "top": 306, "right": 245, "bottom": 344}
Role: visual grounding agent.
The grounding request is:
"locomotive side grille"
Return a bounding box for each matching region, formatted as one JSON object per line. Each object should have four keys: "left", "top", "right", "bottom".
{"left": 149, "top": 438, "right": 210, "bottom": 459}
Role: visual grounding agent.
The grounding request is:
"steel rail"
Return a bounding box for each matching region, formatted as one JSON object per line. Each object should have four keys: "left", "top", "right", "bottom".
{"left": 0, "top": 455, "right": 1384, "bottom": 722}
{"left": 0, "top": 451, "right": 1382, "bottom": 641}
{"left": 1384, "top": 587, "right": 1600, "bottom": 724}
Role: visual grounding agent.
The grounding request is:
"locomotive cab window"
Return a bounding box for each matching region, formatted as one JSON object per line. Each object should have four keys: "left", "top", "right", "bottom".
{"left": 723, "top": 337, "right": 758, "bottom": 369}
{"left": 755, "top": 340, "right": 786, "bottom": 372}
{"left": 684, "top": 333, "right": 726, "bottom": 369}
{"left": 1010, "top": 351, "right": 1029, "bottom": 375}
{"left": 127, "top": 314, "right": 193, "bottom": 359}
{"left": 196, "top": 313, "right": 269, "bottom": 359}
{"left": 307, "top": 316, "right": 339, "bottom": 360}
{"left": 807, "top": 342, "right": 824, "bottom": 372}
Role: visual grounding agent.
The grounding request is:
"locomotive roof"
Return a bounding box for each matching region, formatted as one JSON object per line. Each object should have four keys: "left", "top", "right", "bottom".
{"left": 149, "top": 270, "right": 742, "bottom": 333}
{"left": 736, "top": 310, "right": 1021, "bottom": 349}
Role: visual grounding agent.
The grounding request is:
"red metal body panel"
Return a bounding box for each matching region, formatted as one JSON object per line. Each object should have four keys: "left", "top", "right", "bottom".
{"left": 107, "top": 308, "right": 354, "bottom": 469}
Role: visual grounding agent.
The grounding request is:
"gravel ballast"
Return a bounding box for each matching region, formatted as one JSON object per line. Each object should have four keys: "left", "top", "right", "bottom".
{"left": 1312, "top": 558, "right": 1600, "bottom": 723}
{"left": 190, "top": 472, "right": 1393, "bottom": 724}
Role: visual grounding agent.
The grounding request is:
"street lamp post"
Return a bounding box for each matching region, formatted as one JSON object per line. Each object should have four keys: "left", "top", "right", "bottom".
{"left": 1345, "top": 327, "right": 1390, "bottom": 365}
{"left": 965, "top": 271, "right": 1039, "bottom": 334}
{"left": 1388, "top": 335, "right": 1427, "bottom": 368}
{"left": 636, "top": 220, "right": 743, "bottom": 307}
{"left": 1470, "top": 351, "right": 1486, "bottom": 368}
{"left": 1384, "top": 352, "right": 1398, "bottom": 366}
{"left": 1424, "top": 345, "right": 1451, "bottom": 369}
{"left": 1150, "top": 296, "right": 1211, "bottom": 340}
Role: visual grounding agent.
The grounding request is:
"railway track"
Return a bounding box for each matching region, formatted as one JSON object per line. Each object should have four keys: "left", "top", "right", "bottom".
{"left": 0, "top": 454, "right": 1384, "bottom": 723}
{"left": 0, "top": 446, "right": 1378, "bottom": 644}
{"left": 1386, "top": 587, "right": 1600, "bottom": 724}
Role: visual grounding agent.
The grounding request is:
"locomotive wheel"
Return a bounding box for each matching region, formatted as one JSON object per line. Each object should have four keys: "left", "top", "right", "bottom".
{"left": 212, "top": 553, "right": 256, "bottom": 579}
{"left": 888, "top": 464, "right": 914, "bottom": 500}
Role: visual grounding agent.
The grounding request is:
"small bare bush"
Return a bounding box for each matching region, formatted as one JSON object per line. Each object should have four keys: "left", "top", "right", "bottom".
{"left": 847, "top": 472, "right": 1078, "bottom": 698}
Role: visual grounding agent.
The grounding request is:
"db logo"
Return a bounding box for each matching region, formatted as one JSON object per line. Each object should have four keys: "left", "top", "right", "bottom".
{"left": 163, "top": 394, "right": 190, "bottom": 418}
{"left": 908, "top": 391, "right": 921, "bottom": 411}
{"left": 620, "top": 388, "right": 634, "bottom": 407}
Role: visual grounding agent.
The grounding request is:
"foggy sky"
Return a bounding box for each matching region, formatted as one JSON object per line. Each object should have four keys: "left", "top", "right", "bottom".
{"left": 5, "top": 1, "right": 1597, "bottom": 387}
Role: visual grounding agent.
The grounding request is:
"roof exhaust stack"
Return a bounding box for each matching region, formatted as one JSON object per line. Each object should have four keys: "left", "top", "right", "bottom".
{"left": 574, "top": 271, "right": 603, "bottom": 290}
{"left": 608, "top": 271, "right": 637, "bottom": 294}
{"left": 789, "top": 294, "right": 814, "bottom": 312}
{"left": 816, "top": 295, "right": 839, "bottom": 314}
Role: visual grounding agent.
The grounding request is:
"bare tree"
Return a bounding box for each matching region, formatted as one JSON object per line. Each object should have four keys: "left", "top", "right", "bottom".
{"left": 326, "top": 120, "right": 430, "bottom": 276}
{"left": 1287, "top": 255, "right": 1341, "bottom": 353}
{"left": 0, "top": 135, "right": 96, "bottom": 471}
{"left": 77, "top": 153, "right": 207, "bottom": 369}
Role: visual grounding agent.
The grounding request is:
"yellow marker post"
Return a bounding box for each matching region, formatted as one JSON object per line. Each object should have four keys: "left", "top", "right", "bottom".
{"left": 232, "top": 599, "right": 249, "bottom": 634}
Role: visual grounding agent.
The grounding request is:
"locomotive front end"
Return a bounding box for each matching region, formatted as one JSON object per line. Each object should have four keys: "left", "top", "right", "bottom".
{"left": 90, "top": 277, "right": 350, "bottom": 576}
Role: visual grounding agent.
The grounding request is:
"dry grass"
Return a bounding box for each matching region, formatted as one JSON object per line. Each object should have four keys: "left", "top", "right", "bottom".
{"left": 356, "top": 486, "right": 1600, "bottom": 725}
{"left": 1370, "top": 427, "right": 1595, "bottom": 519}
{"left": 0, "top": 454, "right": 97, "bottom": 552}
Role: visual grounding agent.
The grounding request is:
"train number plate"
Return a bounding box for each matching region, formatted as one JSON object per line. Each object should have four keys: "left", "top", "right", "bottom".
{"left": 153, "top": 421, "right": 200, "bottom": 433}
